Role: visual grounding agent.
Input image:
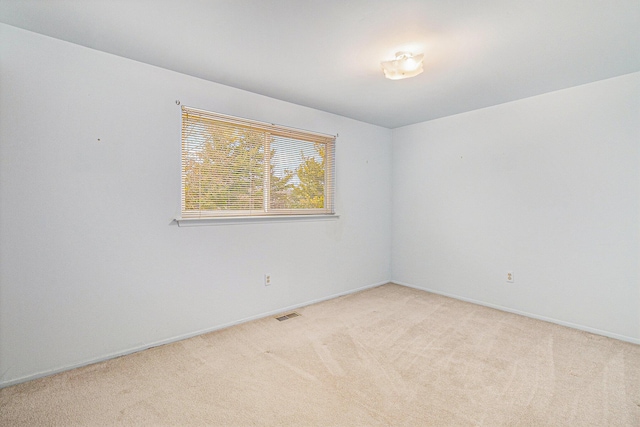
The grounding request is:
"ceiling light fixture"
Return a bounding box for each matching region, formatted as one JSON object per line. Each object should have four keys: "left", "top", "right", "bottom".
{"left": 381, "top": 51, "right": 424, "bottom": 80}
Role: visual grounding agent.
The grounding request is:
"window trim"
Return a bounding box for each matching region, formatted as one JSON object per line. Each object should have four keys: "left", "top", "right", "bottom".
{"left": 180, "top": 106, "right": 336, "bottom": 220}
{"left": 174, "top": 213, "right": 340, "bottom": 227}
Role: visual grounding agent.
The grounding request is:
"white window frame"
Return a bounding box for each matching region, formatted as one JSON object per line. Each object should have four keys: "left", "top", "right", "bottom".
{"left": 179, "top": 106, "right": 336, "bottom": 223}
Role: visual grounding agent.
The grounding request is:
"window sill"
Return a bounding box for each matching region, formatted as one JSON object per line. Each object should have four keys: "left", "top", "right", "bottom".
{"left": 175, "top": 214, "right": 340, "bottom": 227}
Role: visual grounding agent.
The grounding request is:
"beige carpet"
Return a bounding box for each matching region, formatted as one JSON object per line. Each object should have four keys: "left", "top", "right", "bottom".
{"left": 1, "top": 283, "right": 639, "bottom": 426}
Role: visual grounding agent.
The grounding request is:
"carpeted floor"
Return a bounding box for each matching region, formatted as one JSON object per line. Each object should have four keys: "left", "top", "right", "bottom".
{"left": 1, "top": 283, "right": 639, "bottom": 426}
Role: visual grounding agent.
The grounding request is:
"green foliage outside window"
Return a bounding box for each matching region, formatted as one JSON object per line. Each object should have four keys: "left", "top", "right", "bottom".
{"left": 183, "top": 127, "right": 327, "bottom": 212}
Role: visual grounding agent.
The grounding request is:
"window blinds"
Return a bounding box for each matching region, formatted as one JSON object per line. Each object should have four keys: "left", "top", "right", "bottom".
{"left": 181, "top": 106, "right": 335, "bottom": 218}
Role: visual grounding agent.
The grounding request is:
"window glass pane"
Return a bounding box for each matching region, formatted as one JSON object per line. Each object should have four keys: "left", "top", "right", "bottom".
{"left": 183, "top": 121, "right": 264, "bottom": 211}
{"left": 270, "top": 136, "right": 325, "bottom": 209}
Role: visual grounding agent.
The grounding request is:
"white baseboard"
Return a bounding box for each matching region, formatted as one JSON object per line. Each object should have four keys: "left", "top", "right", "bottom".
{"left": 0, "top": 280, "right": 388, "bottom": 388}
{"left": 393, "top": 280, "right": 640, "bottom": 345}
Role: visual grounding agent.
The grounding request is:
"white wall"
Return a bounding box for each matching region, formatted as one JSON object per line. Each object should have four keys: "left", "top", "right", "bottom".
{"left": 392, "top": 72, "right": 640, "bottom": 343}
{"left": 0, "top": 24, "right": 392, "bottom": 386}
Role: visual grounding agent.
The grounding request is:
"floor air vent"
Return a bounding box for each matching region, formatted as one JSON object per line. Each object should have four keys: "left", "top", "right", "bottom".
{"left": 275, "top": 312, "right": 300, "bottom": 321}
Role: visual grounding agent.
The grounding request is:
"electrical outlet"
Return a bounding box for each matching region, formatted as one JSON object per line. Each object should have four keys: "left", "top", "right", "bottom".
{"left": 264, "top": 274, "right": 271, "bottom": 286}
{"left": 506, "top": 271, "right": 514, "bottom": 283}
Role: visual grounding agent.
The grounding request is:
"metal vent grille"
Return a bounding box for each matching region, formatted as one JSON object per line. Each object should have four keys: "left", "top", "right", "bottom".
{"left": 275, "top": 312, "right": 300, "bottom": 321}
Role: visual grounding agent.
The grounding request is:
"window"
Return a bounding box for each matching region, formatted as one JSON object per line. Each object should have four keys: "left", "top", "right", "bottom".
{"left": 181, "top": 106, "right": 335, "bottom": 219}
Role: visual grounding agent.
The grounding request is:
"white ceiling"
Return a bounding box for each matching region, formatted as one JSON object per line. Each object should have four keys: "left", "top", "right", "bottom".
{"left": 1, "top": 0, "right": 639, "bottom": 128}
